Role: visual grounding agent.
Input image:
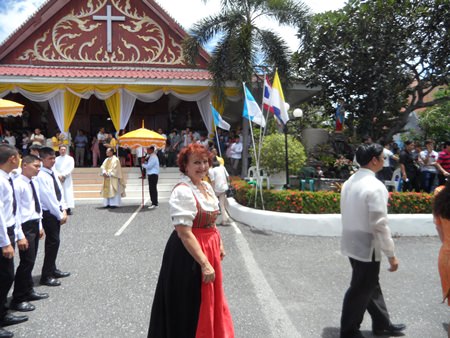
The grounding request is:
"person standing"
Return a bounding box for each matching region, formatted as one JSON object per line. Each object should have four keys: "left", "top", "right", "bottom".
{"left": 208, "top": 159, "right": 231, "bottom": 226}
{"left": 0, "top": 144, "right": 29, "bottom": 338}
{"left": 55, "top": 145, "right": 75, "bottom": 215}
{"left": 97, "top": 127, "right": 107, "bottom": 164}
{"left": 74, "top": 130, "right": 88, "bottom": 167}
{"left": 399, "top": 140, "right": 420, "bottom": 192}
{"left": 148, "top": 143, "right": 234, "bottom": 338}
{"left": 340, "top": 143, "right": 405, "bottom": 338}
{"left": 91, "top": 136, "right": 100, "bottom": 167}
{"left": 433, "top": 180, "right": 450, "bottom": 307}
{"left": 100, "top": 148, "right": 126, "bottom": 209}
{"left": 228, "top": 137, "right": 242, "bottom": 176}
{"left": 142, "top": 146, "right": 159, "bottom": 210}
{"left": 30, "top": 128, "right": 45, "bottom": 147}
{"left": 436, "top": 141, "right": 450, "bottom": 186}
{"left": 376, "top": 142, "right": 398, "bottom": 182}
{"left": 10, "top": 155, "right": 49, "bottom": 313}
{"left": 36, "top": 147, "right": 69, "bottom": 287}
{"left": 418, "top": 139, "right": 439, "bottom": 193}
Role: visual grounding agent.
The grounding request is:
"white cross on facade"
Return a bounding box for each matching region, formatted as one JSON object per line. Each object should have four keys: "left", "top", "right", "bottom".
{"left": 93, "top": 5, "right": 125, "bottom": 53}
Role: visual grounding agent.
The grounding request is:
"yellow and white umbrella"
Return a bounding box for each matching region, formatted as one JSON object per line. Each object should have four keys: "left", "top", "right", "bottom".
{"left": 118, "top": 121, "right": 166, "bottom": 149}
{"left": 0, "top": 99, "right": 24, "bottom": 117}
{"left": 118, "top": 121, "right": 166, "bottom": 206}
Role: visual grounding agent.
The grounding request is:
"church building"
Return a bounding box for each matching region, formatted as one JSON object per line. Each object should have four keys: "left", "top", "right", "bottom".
{"left": 0, "top": 0, "right": 318, "bottom": 139}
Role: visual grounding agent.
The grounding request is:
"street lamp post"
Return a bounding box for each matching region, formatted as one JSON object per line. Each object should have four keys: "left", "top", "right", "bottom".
{"left": 283, "top": 108, "right": 303, "bottom": 189}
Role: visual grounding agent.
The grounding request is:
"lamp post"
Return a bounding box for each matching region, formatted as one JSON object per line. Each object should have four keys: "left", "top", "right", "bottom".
{"left": 284, "top": 108, "right": 303, "bottom": 189}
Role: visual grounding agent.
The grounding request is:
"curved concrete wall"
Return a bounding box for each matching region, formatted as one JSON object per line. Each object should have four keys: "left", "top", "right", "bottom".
{"left": 227, "top": 198, "right": 436, "bottom": 237}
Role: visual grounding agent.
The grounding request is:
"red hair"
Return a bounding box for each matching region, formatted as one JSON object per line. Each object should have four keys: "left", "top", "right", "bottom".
{"left": 177, "top": 143, "right": 212, "bottom": 174}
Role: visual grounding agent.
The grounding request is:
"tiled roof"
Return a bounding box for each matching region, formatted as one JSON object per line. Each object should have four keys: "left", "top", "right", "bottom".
{"left": 0, "top": 65, "right": 211, "bottom": 81}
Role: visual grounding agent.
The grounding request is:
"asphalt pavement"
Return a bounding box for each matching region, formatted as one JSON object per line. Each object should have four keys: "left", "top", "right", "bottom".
{"left": 7, "top": 201, "right": 449, "bottom": 338}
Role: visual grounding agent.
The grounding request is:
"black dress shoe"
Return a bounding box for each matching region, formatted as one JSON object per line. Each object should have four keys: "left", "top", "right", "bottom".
{"left": 373, "top": 323, "right": 406, "bottom": 336}
{"left": 9, "top": 301, "right": 35, "bottom": 312}
{"left": 39, "top": 277, "right": 61, "bottom": 287}
{"left": 53, "top": 269, "right": 70, "bottom": 278}
{"left": 0, "top": 328, "right": 13, "bottom": 338}
{"left": 0, "top": 313, "right": 28, "bottom": 326}
{"left": 25, "top": 290, "right": 49, "bottom": 301}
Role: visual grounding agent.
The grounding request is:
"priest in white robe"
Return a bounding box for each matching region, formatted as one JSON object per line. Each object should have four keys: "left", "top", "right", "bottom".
{"left": 55, "top": 144, "right": 75, "bottom": 214}
{"left": 100, "top": 148, "right": 126, "bottom": 208}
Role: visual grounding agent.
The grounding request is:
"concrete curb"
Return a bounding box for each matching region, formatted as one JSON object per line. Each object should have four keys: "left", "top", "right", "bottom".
{"left": 226, "top": 198, "right": 437, "bottom": 237}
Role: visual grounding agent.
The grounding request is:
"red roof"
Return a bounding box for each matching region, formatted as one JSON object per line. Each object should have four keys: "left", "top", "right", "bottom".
{"left": 0, "top": 65, "right": 211, "bottom": 81}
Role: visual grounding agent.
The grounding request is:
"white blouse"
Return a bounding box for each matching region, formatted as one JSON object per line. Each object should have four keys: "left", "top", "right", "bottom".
{"left": 169, "top": 175, "right": 219, "bottom": 227}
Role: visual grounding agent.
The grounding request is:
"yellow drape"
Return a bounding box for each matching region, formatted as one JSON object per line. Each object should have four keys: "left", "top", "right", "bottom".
{"left": 63, "top": 90, "right": 81, "bottom": 132}
{"left": 105, "top": 92, "right": 121, "bottom": 131}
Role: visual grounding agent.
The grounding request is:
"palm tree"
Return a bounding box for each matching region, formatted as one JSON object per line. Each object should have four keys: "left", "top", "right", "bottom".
{"left": 183, "top": 0, "right": 310, "bottom": 176}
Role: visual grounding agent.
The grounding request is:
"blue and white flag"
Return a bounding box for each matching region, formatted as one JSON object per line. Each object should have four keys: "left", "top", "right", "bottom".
{"left": 211, "top": 103, "right": 230, "bottom": 131}
{"left": 243, "top": 83, "right": 266, "bottom": 127}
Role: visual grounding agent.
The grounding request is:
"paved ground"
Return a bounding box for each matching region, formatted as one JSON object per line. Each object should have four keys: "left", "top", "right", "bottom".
{"left": 6, "top": 201, "right": 449, "bottom": 338}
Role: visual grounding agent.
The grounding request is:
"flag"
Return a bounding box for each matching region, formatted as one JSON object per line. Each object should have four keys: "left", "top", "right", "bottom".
{"left": 211, "top": 103, "right": 230, "bottom": 131}
{"left": 270, "top": 70, "right": 290, "bottom": 125}
{"left": 262, "top": 75, "right": 274, "bottom": 113}
{"left": 243, "top": 83, "right": 266, "bottom": 127}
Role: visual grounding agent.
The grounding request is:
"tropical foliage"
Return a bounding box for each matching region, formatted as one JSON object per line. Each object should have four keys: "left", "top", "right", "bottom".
{"left": 295, "top": 0, "right": 450, "bottom": 142}
{"left": 252, "top": 133, "right": 306, "bottom": 175}
{"left": 419, "top": 89, "right": 450, "bottom": 143}
{"left": 183, "top": 0, "right": 310, "bottom": 100}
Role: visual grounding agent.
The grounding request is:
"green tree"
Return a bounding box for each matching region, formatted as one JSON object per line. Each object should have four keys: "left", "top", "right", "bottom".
{"left": 295, "top": 0, "right": 450, "bottom": 142}
{"left": 419, "top": 89, "right": 450, "bottom": 143}
{"left": 183, "top": 0, "right": 310, "bottom": 176}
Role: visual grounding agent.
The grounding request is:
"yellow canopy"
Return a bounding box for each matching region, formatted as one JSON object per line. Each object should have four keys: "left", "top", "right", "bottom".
{"left": 0, "top": 99, "right": 24, "bottom": 117}
{"left": 118, "top": 122, "right": 166, "bottom": 149}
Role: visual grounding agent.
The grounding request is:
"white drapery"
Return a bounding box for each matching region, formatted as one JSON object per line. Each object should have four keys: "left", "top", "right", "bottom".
{"left": 1, "top": 85, "right": 239, "bottom": 134}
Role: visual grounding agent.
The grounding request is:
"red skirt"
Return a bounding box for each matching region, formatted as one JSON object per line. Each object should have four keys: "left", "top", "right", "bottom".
{"left": 192, "top": 227, "right": 234, "bottom": 338}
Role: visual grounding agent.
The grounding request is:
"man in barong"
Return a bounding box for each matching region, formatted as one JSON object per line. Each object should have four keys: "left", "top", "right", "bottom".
{"left": 55, "top": 145, "right": 75, "bottom": 215}
{"left": 100, "top": 148, "right": 126, "bottom": 209}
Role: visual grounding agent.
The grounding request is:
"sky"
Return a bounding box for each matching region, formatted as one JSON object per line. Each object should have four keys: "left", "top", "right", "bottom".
{"left": 0, "top": 0, "right": 346, "bottom": 51}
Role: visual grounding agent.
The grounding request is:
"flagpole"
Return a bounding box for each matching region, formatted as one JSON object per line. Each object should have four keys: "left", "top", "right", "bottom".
{"left": 244, "top": 82, "right": 265, "bottom": 210}
{"left": 214, "top": 125, "right": 222, "bottom": 158}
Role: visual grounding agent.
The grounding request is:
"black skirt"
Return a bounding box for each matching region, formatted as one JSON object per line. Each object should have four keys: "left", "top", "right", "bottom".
{"left": 148, "top": 231, "right": 201, "bottom": 338}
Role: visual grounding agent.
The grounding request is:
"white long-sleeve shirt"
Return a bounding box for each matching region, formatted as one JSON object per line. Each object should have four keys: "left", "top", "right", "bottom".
{"left": 0, "top": 169, "right": 24, "bottom": 246}
{"left": 340, "top": 168, "right": 395, "bottom": 262}
{"left": 36, "top": 167, "right": 66, "bottom": 220}
{"left": 14, "top": 175, "right": 43, "bottom": 230}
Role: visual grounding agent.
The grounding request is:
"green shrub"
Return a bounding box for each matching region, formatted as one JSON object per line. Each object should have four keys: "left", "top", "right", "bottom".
{"left": 231, "top": 178, "right": 432, "bottom": 214}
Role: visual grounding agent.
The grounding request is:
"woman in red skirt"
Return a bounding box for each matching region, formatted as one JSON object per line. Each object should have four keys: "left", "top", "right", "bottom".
{"left": 148, "top": 143, "right": 234, "bottom": 338}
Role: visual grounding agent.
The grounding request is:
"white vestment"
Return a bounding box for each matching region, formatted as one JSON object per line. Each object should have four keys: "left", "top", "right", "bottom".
{"left": 55, "top": 154, "right": 75, "bottom": 208}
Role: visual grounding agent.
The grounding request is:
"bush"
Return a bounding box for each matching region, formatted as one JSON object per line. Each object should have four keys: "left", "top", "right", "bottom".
{"left": 231, "top": 178, "right": 432, "bottom": 214}
{"left": 252, "top": 133, "right": 306, "bottom": 175}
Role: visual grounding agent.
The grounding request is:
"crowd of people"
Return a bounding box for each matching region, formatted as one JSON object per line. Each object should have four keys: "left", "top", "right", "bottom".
{"left": 0, "top": 144, "right": 71, "bottom": 338}
{"left": 364, "top": 137, "right": 450, "bottom": 193}
{"left": 0, "top": 127, "right": 247, "bottom": 177}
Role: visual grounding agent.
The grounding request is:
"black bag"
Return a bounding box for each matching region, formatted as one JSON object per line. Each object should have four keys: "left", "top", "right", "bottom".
{"left": 226, "top": 187, "right": 235, "bottom": 198}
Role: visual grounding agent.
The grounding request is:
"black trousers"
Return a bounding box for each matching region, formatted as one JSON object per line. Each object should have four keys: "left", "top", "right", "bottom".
{"left": 0, "top": 227, "right": 15, "bottom": 318}
{"left": 13, "top": 220, "right": 40, "bottom": 302}
{"left": 148, "top": 174, "right": 159, "bottom": 206}
{"left": 41, "top": 211, "right": 61, "bottom": 279}
{"left": 340, "top": 257, "right": 391, "bottom": 338}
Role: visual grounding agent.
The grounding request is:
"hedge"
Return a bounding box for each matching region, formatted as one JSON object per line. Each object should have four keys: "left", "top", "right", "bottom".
{"left": 230, "top": 178, "right": 432, "bottom": 214}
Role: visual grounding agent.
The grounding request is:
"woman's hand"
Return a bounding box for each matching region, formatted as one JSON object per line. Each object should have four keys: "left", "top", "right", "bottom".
{"left": 201, "top": 262, "right": 215, "bottom": 283}
{"left": 220, "top": 241, "right": 226, "bottom": 260}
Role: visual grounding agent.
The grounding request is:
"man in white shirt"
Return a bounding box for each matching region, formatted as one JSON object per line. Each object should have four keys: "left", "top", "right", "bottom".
{"left": 228, "top": 137, "right": 243, "bottom": 176}
{"left": 142, "top": 146, "right": 159, "bottom": 209}
{"left": 36, "top": 147, "right": 69, "bottom": 287}
{"left": 55, "top": 145, "right": 75, "bottom": 215}
{"left": 0, "top": 144, "right": 29, "bottom": 336}
{"left": 340, "top": 143, "right": 405, "bottom": 338}
{"left": 418, "top": 139, "right": 439, "bottom": 193}
{"left": 10, "top": 155, "right": 48, "bottom": 313}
